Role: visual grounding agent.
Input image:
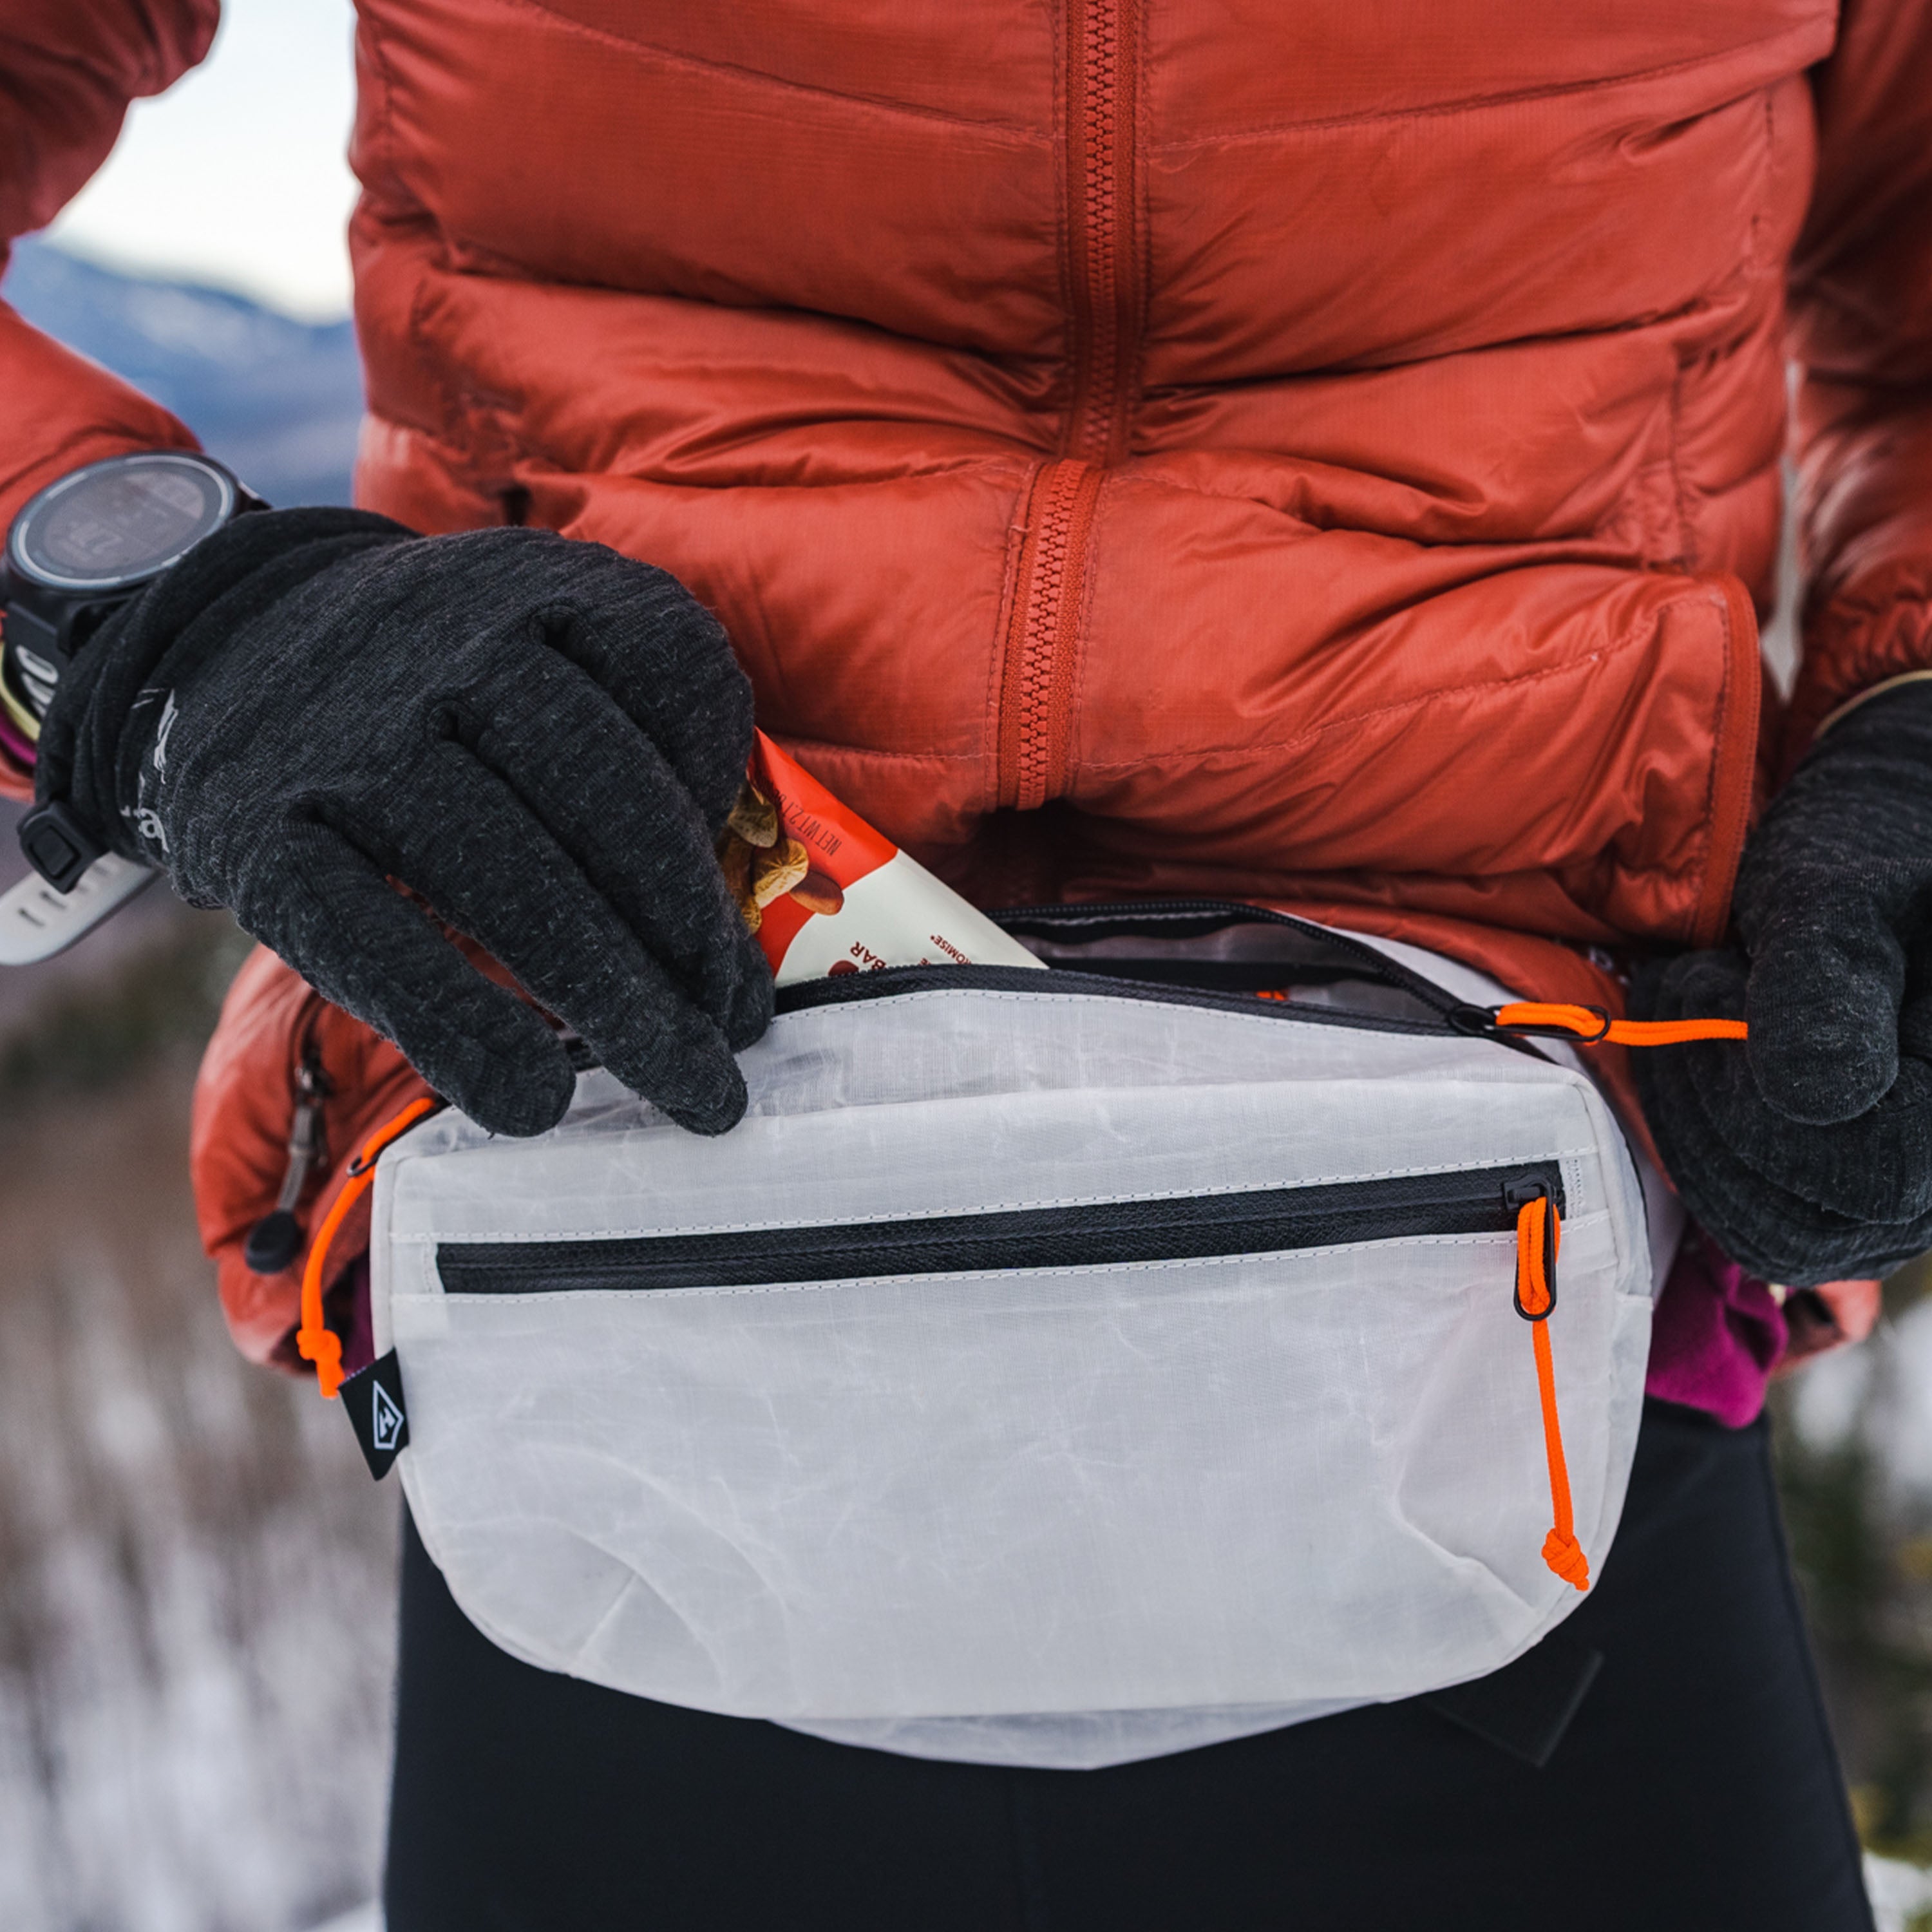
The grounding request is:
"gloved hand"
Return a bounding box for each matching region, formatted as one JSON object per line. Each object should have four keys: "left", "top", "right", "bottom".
{"left": 35, "top": 507, "right": 772, "bottom": 1138}
{"left": 1631, "top": 679, "right": 1932, "bottom": 1284}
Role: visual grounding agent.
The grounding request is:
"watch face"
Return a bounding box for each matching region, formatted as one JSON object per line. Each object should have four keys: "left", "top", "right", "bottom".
{"left": 8, "top": 453, "right": 236, "bottom": 592}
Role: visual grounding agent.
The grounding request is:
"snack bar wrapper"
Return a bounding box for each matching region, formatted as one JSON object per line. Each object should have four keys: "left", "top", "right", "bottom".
{"left": 719, "top": 733, "right": 1046, "bottom": 987}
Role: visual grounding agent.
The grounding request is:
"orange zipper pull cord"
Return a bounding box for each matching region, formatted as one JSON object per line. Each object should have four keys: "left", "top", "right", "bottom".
{"left": 1513, "top": 1190, "right": 1589, "bottom": 1592}
{"left": 297, "top": 1094, "right": 442, "bottom": 1399}
{"left": 1490, "top": 1001, "right": 1747, "bottom": 1048}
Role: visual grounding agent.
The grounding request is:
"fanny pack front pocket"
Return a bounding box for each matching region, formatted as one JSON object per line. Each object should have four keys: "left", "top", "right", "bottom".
{"left": 370, "top": 907, "right": 1656, "bottom": 1747}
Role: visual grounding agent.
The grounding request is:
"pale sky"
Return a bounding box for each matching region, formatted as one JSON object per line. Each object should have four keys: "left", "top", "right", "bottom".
{"left": 47, "top": 0, "right": 359, "bottom": 321}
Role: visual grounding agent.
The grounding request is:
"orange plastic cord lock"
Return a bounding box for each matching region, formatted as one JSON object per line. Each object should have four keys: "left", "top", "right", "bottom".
{"left": 1492, "top": 1001, "right": 1748, "bottom": 1048}
{"left": 296, "top": 1095, "right": 442, "bottom": 1399}
{"left": 1512, "top": 1190, "right": 1589, "bottom": 1591}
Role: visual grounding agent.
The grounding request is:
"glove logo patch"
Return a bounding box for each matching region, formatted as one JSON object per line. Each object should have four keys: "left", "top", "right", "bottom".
{"left": 128, "top": 806, "right": 167, "bottom": 855}
{"left": 152, "top": 690, "right": 179, "bottom": 777}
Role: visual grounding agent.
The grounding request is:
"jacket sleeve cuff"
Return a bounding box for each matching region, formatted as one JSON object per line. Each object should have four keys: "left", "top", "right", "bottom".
{"left": 0, "top": 302, "right": 203, "bottom": 799}
{"left": 0, "top": 299, "right": 201, "bottom": 531}
{"left": 1781, "top": 556, "right": 1932, "bottom": 775}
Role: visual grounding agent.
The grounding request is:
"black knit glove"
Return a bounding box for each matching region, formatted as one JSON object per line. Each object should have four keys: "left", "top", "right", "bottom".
{"left": 1632, "top": 680, "right": 1932, "bottom": 1284}
{"left": 35, "top": 508, "right": 772, "bottom": 1138}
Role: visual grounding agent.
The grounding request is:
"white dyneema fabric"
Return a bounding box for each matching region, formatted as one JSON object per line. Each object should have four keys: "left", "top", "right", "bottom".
{"left": 372, "top": 963, "right": 1653, "bottom": 1770}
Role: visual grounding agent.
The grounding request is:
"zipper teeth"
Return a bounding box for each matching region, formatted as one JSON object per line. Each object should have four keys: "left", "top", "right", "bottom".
{"left": 989, "top": 900, "right": 1470, "bottom": 1017}
{"left": 1066, "top": 0, "right": 1138, "bottom": 466}
{"left": 1000, "top": 459, "right": 1103, "bottom": 810}
{"left": 771, "top": 962, "right": 1460, "bottom": 1039}
{"left": 992, "top": 1, "right": 1139, "bottom": 820}
{"left": 437, "top": 1162, "right": 1566, "bottom": 1296}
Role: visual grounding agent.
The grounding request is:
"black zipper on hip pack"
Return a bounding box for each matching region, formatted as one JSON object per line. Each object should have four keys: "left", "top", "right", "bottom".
{"left": 774, "top": 960, "right": 1466, "bottom": 1040}
{"left": 989, "top": 899, "right": 1469, "bottom": 1017}
{"left": 553, "top": 902, "right": 1551, "bottom": 1075}
{"left": 435, "top": 1162, "right": 1565, "bottom": 1296}
{"left": 771, "top": 900, "right": 1549, "bottom": 1059}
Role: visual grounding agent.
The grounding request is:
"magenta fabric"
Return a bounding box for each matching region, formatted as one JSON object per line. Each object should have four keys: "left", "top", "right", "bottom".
{"left": 1645, "top": 1231, "right": 1788, "bottom": 1429}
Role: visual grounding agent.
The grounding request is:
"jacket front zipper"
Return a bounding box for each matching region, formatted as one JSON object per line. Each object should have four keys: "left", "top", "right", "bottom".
{"left": 998, "top": 458, "right": 1104, "bottom": 810}
{"left": 1063, "top": 0, "right": 1142, "bottom": 469}
{"left": 437, "top": 1162, "right": 1566, "bottom": 1296}
{"left": 997, "top": 0, "right": 1144, "bottom": 812}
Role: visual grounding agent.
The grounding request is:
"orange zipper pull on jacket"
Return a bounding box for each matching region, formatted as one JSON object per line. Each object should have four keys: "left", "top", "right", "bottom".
{"left": 1488, "top": 1001, "right": 1747, "bottom": 1048}
{"left": 1509, "top": 1186, "right": 1589, "bottom": 1592}
{"left": 297, "top": 1095, "right": 442, "bottom": 1399}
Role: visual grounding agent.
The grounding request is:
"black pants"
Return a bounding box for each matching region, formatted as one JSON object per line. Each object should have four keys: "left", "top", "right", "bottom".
{"left": 384, "top": 1399, "right": 1873, "bottom": 1931}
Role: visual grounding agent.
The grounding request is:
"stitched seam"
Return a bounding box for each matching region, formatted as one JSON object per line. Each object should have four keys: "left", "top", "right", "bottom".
{"left": 1668, "top": 360, "right": 1698, "bottom": 568}
{"left": 1086, "top": 456, "right": 1711, "bottom": 540}
{"left": 603, "top": 451, "right": 1038, "bottom": 490}
{"left": 354, "top": 8, "right": 412, "bottom": 217}
{"left": 360, "top": 402, "right": 507, "bottom": 470}
{"left": 1048, "top": 0, "right": 1074, "bottom": 440}
{"left": 395, "top": 1153, "right": 1602, "bottom": 1245}
{"left": 1132, "top": 292, "right": 1717, "bottom": 402}
{"left": 1151, "top": 24, "right": 1828, "bottom": 151}
{"left": 476, "top": 434, "right": 1034, "bottom": 498}
{"left": 1689, "top": 573, "right": 1761, "bottom": 946}
{"left": 1692, "top": 586, "right": 1731, "bottom": 929}
{"left": 492, "top": 0, "right": 1052, "bottom": 143}
{"left": 1122, "top": 0, "right": 1152, "bottom": 460}
{"left": 1679, "top": 446, "right": 1783, "bottom": 504}
{"left": 357, "top": 12, "right": 474, "bottom": 468}
{"left": 1059, "top": 473, "right": 1110, "bottom": 788}
{"left": 768, "top": 735, "right": 985, "bottom": 767}
{"left": 1752, "top": 88, "right": 1776, "bottom": 274}
{"left": 1071, "top": 597, "right": 1693, "bottom": 770}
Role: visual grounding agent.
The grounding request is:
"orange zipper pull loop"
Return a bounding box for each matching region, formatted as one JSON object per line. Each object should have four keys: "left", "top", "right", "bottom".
{"left": 296, "top": 1095, "right": 441, "bottom": 1399}
{"left": 1511, "top": 1189, "right": 1589, "bottom": 1592}
{"left": 1488, "top": 1001, "right": 1747, "bottom": 1048}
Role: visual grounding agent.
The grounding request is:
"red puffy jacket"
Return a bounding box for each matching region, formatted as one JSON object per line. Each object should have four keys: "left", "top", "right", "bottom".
{"left": 5, "top": 0, "right": 1931, "bottom": 1363}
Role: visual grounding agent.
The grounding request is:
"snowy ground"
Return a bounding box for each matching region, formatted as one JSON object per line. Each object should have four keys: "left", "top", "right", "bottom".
{"left": 289, "top": 1859, "right": 1932, "bottom": 1931}
{"left": 1869, "top": 1852, "right": 1932, "bottom": 1931}
{"left": 0, "top": 958, "right": 397, "bottom": 1932}
{"left": 3, "top": 911, "right": 1931, "bottom": 1928}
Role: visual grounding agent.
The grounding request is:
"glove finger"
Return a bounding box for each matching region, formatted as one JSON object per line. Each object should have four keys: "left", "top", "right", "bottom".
{"left": 440, "top": 652, "right": 771, "bottom": 1050}
{"left": 1902, "top": 918, "right": 1932, "bottom": 1065}
{"left": 426, "top": 529, "right": 755, "bottom": 827}
{"left": 534, "top": 590, "right": 753, "bottom": 829}
{"left": 1637, "top": 1043, "right": 1929, "bottom": 1283}
{"left": 1633, "top": 950, "right": 1932, "bottom": 1278}
{"left": 237, "top": 819, "right": 577, "bottom": 1138}
{"left": 1744, "top": 899, "right": 1904, "bottom": 1124}
{"left": 379, "top": 753, "right": 758, "bottom": 1135}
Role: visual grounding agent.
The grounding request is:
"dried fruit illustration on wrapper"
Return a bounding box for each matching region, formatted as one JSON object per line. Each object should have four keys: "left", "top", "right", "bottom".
{"left": 718, "top": 732, "right": 1042, "bottom": 986}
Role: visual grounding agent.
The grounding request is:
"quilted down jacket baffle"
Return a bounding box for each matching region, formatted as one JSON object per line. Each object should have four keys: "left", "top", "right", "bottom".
{"left": 3, "top": 0, "right": 1932, "bottom": 1365}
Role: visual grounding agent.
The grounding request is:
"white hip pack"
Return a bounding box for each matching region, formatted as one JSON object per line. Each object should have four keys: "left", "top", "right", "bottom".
{"left": 363, "top": 904, "right": 1661, "bottom": 1769}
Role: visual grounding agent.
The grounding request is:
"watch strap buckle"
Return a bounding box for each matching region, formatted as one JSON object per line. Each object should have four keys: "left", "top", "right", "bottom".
{"left": 19, "top": 800, "right": 108, "bottom": 892}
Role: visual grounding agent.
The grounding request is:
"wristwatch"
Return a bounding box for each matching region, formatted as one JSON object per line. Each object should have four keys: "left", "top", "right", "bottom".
{"left": 0, "top": 450, "right": 263, "bottom": 958}
{"left": 3, "top": 450, "right": 260, "bottom": 732}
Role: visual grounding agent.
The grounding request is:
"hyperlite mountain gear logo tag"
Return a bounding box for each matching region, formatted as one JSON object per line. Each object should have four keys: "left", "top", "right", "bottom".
{"left": 340, "top": 1349, "right": 410, "bottom": 1479}
{"left": 371, "top": 1381, "right": 404, "bottom": 1452}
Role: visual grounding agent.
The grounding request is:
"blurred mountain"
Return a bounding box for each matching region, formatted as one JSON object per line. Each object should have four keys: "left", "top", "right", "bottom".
{"left": 3, "top": 236, "right": 362, "bottom": 507}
